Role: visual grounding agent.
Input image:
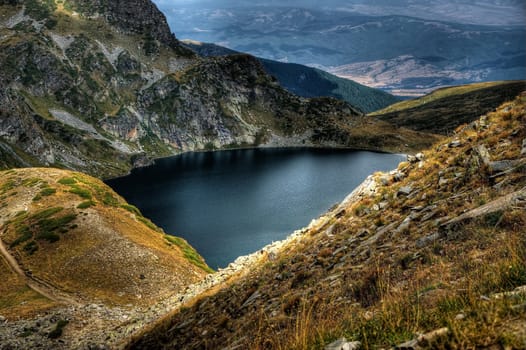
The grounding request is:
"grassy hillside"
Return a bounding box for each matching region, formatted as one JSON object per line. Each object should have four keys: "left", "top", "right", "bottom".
{"left": 371, "top": 80, "right": 526, "bottom": 134}
{"left": 128, "top": 93, "right": 526, "bottom": 349}
{"left": 0, "top": 167, "right": 210, "bottom": 316}
{"left": 183, "top": 40, "right": 400, "bottom": 113}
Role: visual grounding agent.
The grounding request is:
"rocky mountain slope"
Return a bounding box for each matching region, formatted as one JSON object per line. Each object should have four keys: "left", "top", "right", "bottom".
{"left": 0, "top": 0, "right": 435, "bottom": 179}
{"left": 0, "top": 167, "right": 210, "bottom": 349}
{"left": 128, "top": 94, "right": 526, "bottom": 349}
{"left": 183, "top": 40, "right": 400, "bottom": 113}
{"left": 371, "top": 80, "right": 526, "bottom": 134}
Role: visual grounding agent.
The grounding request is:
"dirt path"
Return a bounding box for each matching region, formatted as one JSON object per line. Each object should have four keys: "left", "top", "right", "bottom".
{"left": 0, "top": 237, "right": 79, "bottom": 305}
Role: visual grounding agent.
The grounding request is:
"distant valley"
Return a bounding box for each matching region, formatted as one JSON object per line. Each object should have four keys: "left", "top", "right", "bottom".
{"left": 161, "top": 3, "right": 526, "bottom": 95}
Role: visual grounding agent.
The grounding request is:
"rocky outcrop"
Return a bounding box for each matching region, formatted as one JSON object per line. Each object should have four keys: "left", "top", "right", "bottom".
{"left": 107, "top": 0, "right": 182, "bottom": 50}
{"left": 68, "top": 0, "right": 191, "bottom": 54}
{"left": 0, "top": 90, "right": 54, "bottom": 164}
{"left": 183, "top": 40, "right": 400, "bottom": 114}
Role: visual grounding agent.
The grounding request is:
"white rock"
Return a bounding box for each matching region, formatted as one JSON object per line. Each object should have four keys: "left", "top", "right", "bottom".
{"left": 455, "top": 313, "right": 466, "bottom": 320}
{"left": 449, "top": 140, "right": 462, "bottom": 148}
{"left": 407, "top": 154, "right": 417, "bottom": 163}
{"left": 325, "top": 337, "right": 361, "bottom": 350}
{"left": 397, "top": 216, "right": 411, "bottom": 233}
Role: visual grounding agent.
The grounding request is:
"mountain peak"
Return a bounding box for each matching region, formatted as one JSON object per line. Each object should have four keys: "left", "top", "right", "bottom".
{"left": 9, "top": 0, "right": 191, "bottom": 53}
{"left": 70, "top": 0, "right": 182, "bottom": 49}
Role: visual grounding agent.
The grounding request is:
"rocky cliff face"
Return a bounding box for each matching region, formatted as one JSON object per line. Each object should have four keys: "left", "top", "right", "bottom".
{"left": 0, "top": 0, "right": 438, "bottom": 177}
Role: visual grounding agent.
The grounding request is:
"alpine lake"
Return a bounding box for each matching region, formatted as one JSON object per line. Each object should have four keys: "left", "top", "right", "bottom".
{"left": 107, "top": 148, "right": 405, "bottom": 269}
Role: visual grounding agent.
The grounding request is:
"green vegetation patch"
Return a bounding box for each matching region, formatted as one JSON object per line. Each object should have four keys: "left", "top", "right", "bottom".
{"left": 36, "top": 213, "right": 77, "bottom": 242}
{"left": 9, "top": 207, "right": 77, "bottom": 250}
{"left": 120, "top": 204, "right": 141, "bottom": 216}
{"left": 9, "top": 227, "right": 32, "bottom": 248}
{"left": 77, "top": 200, "right": 95, "bottom": 209}
{"left": 137, "top": 216, "right": 162, "bottom": 232}
{"left": 33, "top": 187, "right": 56, "bottom": 201}
{"left": 23, "top": 241, "right": 38, "bottom": 255}
{"left": 102, "top": 191, "right": 118, "bottom": 206}
{"left": 138, "top": 133, "right": 174, "bottom": 158}
{"left": 68, "top": 185, "right": 92, "bottom": 199}
{"left": 58, "top": 175, "right": 131, "bottom": 210}
{"left": 165, "top": 235, "right": 214, "bottom": 273}
{"left": 58, "top": 177, "right": 77, "bottom": 185}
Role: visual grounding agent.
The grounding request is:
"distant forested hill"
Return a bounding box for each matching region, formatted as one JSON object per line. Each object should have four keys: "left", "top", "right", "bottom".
{"left": 184, "top": 41, "right": 399, "bottom": 113}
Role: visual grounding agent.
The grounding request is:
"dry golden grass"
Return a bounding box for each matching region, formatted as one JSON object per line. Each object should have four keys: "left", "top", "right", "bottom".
{"left": 346, "top": 116, "right": 443, "bottom": 154}
{"left": 0, "top": 256, "right": 57, "bottom": 320}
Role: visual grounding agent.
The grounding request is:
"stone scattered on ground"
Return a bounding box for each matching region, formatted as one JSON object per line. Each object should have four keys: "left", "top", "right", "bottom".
{"left": 398, "top": 186, "right": 413, "bottom": 196}
{"left": 407, "top": 152, "right": 424, "bottom": 163}
{"left": 449, "top": 140, "right": 462, "bottom": 148}
{"left": 325, "top": 337, "right": 362, "bottom": 350}
{"left": 395, "top": 328, "right": 449, "bottom": 350}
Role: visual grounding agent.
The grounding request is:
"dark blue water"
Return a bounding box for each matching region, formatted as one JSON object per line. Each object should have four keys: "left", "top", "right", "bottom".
{"left": 107, "top": 148, "right": 404, "bottom": 269}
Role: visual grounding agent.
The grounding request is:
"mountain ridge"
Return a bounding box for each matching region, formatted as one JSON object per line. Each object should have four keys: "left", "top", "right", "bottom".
{"left": 167, "top": 4, "right": 526, "bottom": 95}
{"left": 182, "top": 40, "right": 400, "bottom": 113}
